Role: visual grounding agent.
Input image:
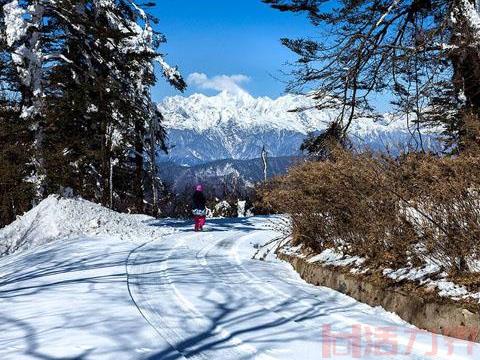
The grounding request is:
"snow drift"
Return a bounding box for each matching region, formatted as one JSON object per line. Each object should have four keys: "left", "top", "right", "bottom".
{"left": 0, "top": 195, "right": 175, "bottom": 256}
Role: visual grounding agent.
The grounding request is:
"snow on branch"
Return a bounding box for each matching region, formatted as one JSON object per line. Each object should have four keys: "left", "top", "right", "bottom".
{"left": 375, "top": 0, "right": 401, "bottom": 28}
{"left": 3, "top": 0, "right": 27, "bottom": 46}
{"left": 454, "top": 0, "right": 480, "bottom": 43}
{"left": 156, "top": 56, "right": 187, "bottom": 92}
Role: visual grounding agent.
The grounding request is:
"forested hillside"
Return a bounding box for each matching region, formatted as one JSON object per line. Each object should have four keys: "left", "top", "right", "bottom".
{"left": 0, "top": 0, "right": 185, "bottom": 226}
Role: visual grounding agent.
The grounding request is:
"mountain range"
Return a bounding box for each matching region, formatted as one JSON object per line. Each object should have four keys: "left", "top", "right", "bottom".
{"left": 156, "top": 91, "right": 440, "bottom": 194}
{"left": 157, "top": 91, "right": 438, "bottom": 166}
{"left": 157, "top": 156, "right": 300, "bottom": 195}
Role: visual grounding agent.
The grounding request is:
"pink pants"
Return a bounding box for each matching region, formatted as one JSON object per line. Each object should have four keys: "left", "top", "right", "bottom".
{"left": 194, "top": 215, "right": 206, "bottom": 231}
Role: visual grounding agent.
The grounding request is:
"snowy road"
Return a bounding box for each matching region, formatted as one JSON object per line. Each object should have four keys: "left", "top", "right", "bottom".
{"left": 0, "top": 216, "right": 478, "bottom": 359}
{"left": 127, "top": 218, "right": 478, "bottom": 360}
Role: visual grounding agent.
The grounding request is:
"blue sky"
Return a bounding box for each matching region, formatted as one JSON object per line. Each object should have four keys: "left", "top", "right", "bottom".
{"left": 150, "top": 0, "right": 314, "bottom": 101}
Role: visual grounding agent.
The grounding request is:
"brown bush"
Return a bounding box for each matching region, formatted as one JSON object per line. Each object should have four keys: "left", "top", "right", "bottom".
{"left": 393, "top": 154, "right": 480, "bottom": 274}
{"left": 259, "top": 150, "right": 480, "bottom": 274}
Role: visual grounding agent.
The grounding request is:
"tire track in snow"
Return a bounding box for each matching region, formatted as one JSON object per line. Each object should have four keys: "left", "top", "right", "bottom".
{"left": 126, "top": 238, "right": 190, "bottom": 360}
{"left": 127, "top": 233, "right": 214, "bottom": 360}
{"left": 126, "top": 231, "right": 266, "bottom": 360}
{"left": 198, "top": 233, "right": 335, "bottom": 324}
{"left": 158, "top": 232, "right": 274, "bottom": 359}
{"left": 195, "top": 231, "right": 436, "bottom": 359}
{"left": 196, "top": 232, "right": 339, "bottom": 340}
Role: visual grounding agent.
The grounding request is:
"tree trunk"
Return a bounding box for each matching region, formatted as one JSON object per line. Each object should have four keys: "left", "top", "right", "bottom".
{"left": 21, "top": 2, "right": 45, "bottom": 204}
{"left": 149, "top": 120, "right": 160, "bottom": 217}
{"left": 449, "top": 0, "right": 480, "bottom": 150}
{"left": 100, "top": 118, "right": 110, "bottom": 206}
{"left": 451, "top": 0, "right": 480, "bottom": 111}
{"left": 134, "top": 120, "right": 145, "bottom": 213}
{"left": 261, "top": 145, "right": 268, "bottom": 182}
{"left": 109, "top": 157, "right": 114, "bottom": 209}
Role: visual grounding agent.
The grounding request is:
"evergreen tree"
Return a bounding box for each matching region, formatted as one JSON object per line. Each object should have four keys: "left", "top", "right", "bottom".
{"left": 0, "top": 2, "right": 33, "bottom": 225}
{"left": 0, "top": 0, "right": 185, "bottom": 224}
{"left": 86, "top": 0, "right": 185, "bottom": 212}
{"left": 2, "top": 0, "right": 50, "bottom": 200}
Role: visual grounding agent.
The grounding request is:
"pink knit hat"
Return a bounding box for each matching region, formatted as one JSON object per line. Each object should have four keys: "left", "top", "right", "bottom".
{"left": 195, "top": 184, "right": 203, "bottom": 192}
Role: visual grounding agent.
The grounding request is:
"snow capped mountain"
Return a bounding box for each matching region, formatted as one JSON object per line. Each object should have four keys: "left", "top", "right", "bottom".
{"left": 158, "top": 91, "right": 437, "bottom": 165}
{"left": 160, "top": 91, "right": 337, "bottom": 133}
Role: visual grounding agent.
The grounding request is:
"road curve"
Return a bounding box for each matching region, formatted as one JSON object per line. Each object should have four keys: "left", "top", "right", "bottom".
{"left": 126, "top": 217, "right": 477, "bottom": 360}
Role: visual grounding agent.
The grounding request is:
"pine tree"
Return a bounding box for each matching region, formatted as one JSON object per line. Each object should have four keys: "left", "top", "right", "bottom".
{"left": 0, "top": 3, "right": 33, "bottom": 226}
{"left": 2, "top": 0, "right": 49, "bottom": 201}
{"left": 1, "top": 0, "right": 185, "bottom": 222}
{"left": 43, "top": 0, "right": 186, "bottom": 212}
{"left": 89, "top": 0, "right": 185, "bottom": 212}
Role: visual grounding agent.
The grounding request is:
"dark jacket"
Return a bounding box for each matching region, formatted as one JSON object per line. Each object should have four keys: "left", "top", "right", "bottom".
{"left": 192, "top": 191, "right": 206, "bottom": 210}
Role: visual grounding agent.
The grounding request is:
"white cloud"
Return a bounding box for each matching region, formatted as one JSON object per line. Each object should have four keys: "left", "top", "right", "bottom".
{"left": 187, "top": 73, "right": 250, "bottom": 95}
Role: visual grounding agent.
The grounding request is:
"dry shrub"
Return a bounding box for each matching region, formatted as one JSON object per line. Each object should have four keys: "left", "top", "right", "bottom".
{"left": 260, "top": 150, "right": 480, "bottom": 274}
{"left": 260, "top": 150, "right": 417, "bottom": 266}
{"left": 394, "top": 155, "right": 480, "bottom": 273}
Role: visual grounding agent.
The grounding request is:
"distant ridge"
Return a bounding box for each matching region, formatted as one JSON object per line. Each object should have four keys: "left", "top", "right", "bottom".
{"left": 158, "top": 91, "right": 438, "bottom": 166}
{"left": 158, "top": 156, "right": 301, "bottom": 195}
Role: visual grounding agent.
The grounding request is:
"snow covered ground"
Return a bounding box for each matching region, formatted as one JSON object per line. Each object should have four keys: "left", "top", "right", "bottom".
{"left": 0, "top": 198, "right": 478, "bottom": 359}
{"left": 0, "top": 196, "right": 175, "bottom": 256}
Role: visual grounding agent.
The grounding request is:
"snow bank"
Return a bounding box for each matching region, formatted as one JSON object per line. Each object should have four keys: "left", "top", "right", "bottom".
{"left": 384, "top": 264, "right": 480, "bottom": 302}
{"left": 281, "top": 244, "right": 366, "bottom": 267}
{"left": 0, "top": 195, "right": 174, "bottom": 256}
{"left": 307, "top": 248, "right": 365, "bottom": 267}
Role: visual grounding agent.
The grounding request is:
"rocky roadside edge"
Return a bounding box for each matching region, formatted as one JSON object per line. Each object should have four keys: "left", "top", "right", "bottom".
{"left": 277, "top": 249, "right": 480, "bottom": 343}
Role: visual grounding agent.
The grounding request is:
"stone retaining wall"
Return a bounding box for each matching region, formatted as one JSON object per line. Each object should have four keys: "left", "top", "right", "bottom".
{"left": 278, "top": 251, "right": 480, "bottom": 343}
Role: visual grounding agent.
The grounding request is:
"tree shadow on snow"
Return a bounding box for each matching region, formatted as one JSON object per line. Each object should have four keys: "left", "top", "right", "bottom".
{"left": 129, "top": 241, "right": 371, "bottom": 360}
{"left": 0, "top": 222, "right": 399, "bottom": 359}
